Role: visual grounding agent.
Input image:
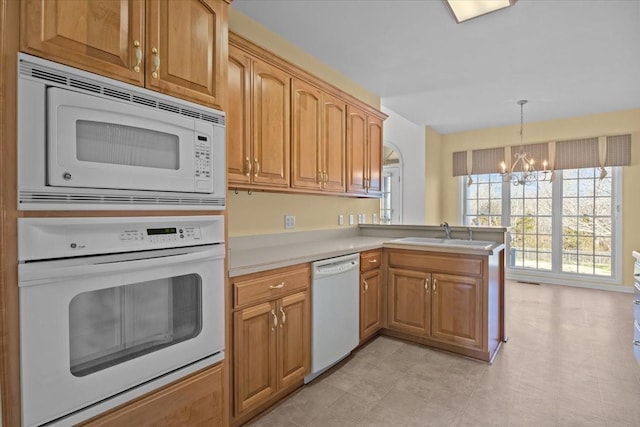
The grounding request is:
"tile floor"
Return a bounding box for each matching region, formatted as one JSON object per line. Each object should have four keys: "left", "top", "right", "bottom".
{"left": 247, "top": 281, "right": 640, "bottom": 426}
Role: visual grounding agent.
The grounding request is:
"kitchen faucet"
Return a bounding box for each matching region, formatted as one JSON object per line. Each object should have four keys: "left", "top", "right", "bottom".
{"left": 441, "top": 222, "right": 452, "bottom": 239}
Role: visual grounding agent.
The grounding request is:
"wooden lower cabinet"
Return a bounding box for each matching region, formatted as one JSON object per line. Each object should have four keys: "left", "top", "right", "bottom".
{"left": 385, "top": 249, "right": 503, "bottom": 362}
{"left": 360, "top": 250, "right": 382, "bottom": 342}
{"left": 231, "top": 265, "right": 311, "bottom": 422}
{"left": 360, "top": 267, "right": 382, "bottom": 341}
{"left": 82, "top": 363, "right": 224, "bottom": 426}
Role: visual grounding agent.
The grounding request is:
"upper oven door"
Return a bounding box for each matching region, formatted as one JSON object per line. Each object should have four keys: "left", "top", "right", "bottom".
{"left": 19, "top": 245, "right": 224, "bottom": 427}
{"left": 47, "top": 87, "right": 214, "bottom": 194}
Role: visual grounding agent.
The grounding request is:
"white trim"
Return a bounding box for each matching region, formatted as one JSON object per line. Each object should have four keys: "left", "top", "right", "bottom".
{"left": 506, "top": 270, "right": 633, "bottom": 293}
{"left": 382, "top": 141, "right": 404, "bottom": 223}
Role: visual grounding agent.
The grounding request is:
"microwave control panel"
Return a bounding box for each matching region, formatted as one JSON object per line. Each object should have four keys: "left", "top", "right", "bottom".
{"left": 194, "top": 136, "right": 211, "bottom": 179}
{"left": 119, "top": 226, "right": 202, "bottom": 244}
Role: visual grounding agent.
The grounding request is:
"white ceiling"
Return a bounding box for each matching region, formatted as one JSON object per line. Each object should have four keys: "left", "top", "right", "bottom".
{"left": 233, "top": 0, "right": 640, "bottom": 134}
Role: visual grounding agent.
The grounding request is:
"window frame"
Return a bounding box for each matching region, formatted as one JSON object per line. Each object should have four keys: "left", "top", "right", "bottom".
{"left": 461, "top": 167, "right": 623, "bottom": 287}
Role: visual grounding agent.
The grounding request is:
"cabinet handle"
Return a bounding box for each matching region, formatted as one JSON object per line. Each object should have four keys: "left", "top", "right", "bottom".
{"left": 368, "top": 259, "right": 378, "bottom": 263}
{"left": 363, "top": 279, "right": 369, "bottom": 292}
{"left": 271, "top": 309, "right": 277, "bottom": 330}
{"left": 269, "top": 282, "right": 285, "bottom": 290}
{"left": 425, "top": 278, "right": 430, "bottom": 293}
{"left": 151, "top": 47, "right": 160, "bottom": 79}
{"left": 245, "top": 157, "right": 252, "bottom": 176}
{"left": 433, "top": 279, "right": 437, "bottom": 294}
{"left": 280, "top": 307, "right": 286, "bottom": 326}
{"left": 133, "top": 40, "right": 142, "bottom": 73}
{"left": 254, "top": 159, "right": 260, "bottom": 177}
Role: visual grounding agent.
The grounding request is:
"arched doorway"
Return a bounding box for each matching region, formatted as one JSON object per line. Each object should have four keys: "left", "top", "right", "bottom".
{"left": 380, "top": 143, "right": 403, "bottom": 224}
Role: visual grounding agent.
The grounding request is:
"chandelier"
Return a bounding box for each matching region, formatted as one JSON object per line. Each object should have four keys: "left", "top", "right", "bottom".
{"left": 500, "top": 100, "right": 550, "bottom": 186}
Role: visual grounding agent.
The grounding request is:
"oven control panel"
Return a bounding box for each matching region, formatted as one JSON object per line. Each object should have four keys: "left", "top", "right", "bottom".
{"left": 119, "top": 226, "right": 202, "bottom": 244}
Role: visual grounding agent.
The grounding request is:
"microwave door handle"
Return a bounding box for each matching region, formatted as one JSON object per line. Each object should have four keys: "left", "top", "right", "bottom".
{"left": 19, "top": 248, "right": 223, "bottom": 286}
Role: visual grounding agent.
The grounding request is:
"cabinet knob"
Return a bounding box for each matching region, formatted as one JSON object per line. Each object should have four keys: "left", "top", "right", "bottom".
{"left": 133, "top": 40, "right": 142, "bottom": 73}
{"left": 151, "top": 47, "right": 160, "bottom": 79}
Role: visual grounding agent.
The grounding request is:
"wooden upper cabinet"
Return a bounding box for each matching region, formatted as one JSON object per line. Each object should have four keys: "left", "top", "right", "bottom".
{"left": 291, "top": 79, "right": 323, "bottom": 190}
{"left": 21, "top": 0, "right": 228, "bottom": 108}
{"left": 322, "top": 93, "right": 347, "bottom": 193}
{"left": 367, "top": 115, "right": 383, "bottom": 194}
{"left": 227, "top": 45, "right": 252, "bottom": 184}
{"left": 431, "top": 273, "right": 483, "bottom": 349}
{"left": 346, "top": 105, "right": 368, "bottom": 194}
{"left": 146, "top": 0, "right": 227, "bottom": 107}
{"left": 277, "top": 291, "right": 310, "bottom": 390}
{"left": 21, "top": 0, "right": 145, "bottom": 86}
{"left": 252, "top": 60, "right": 291, "bottom": 187}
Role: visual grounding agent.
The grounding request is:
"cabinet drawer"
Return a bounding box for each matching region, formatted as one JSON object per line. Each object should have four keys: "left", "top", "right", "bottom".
{"left": 361, "top": 250, "right": 382, "bottom": 272}
{"left": 388, "top": 250, "right": 483, "bottom": 276}
{"left": 233, "top": 265, "right": 310, "bottom": 308}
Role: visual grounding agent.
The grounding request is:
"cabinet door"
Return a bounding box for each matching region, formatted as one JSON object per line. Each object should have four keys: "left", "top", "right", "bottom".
{"left": 252, "top": 60, "right": 291, "bottom": 187}
{"left": 291, "top": 79, "right": 322, "bottom": 190}
{"left": 233, "top": 302, "right": 277, "bottom": 416}
{"left": 367, "top": 115, "right": 383, "bottom": 194}
{"left": 360, "top": 268, "right": 382, "bottom": 341}
{"left": 322, "top": 93, "right": 347, "bottom": 192}
{"left": 346, "top": 105, "right": 367, "bottom": 194}
{"left": 227, "top": 45, "right": 252, "bottom": 185}
{"left": 82, "top": 364, "right": 224, "bottom": 426}
{"left": 277, "top": 291, "right": 310, "bottom": 390}
{"left": 387, "top": 268, "right": 430, "bottom": 336}
{"left": 431, "top": 273, "right": 483, "bottom": 349}
{"left": 146, "top": 0, "right": 226, "bottom": 107}
{"left": 21, "top": 0, "right": 144, "bottom": 86}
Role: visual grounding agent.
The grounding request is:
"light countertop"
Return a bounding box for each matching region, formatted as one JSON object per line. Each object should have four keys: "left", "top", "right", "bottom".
{"left": 228, "top": 228, "right": 505, "bottom": 277}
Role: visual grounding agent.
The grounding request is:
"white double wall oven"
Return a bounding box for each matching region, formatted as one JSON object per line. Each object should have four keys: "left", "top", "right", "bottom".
{"left": 16, "top": 54, "right": 227, "bottom": 426}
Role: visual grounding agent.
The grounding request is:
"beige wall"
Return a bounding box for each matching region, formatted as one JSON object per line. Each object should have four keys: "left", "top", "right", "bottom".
{"left": 227, "top": 8, "right": 381, "bottom": 237}
{"left": 424, "top": 126, "right": 442, "bottom": 224}
{"left": 438, "top": 108, "right": 640, "bottom": 286}
{"left": 228, "top": 191, "right": 379, "bottom": 237}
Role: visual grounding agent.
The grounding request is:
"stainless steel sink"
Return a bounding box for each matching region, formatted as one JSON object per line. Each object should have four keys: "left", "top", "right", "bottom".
{"left": 387, "top": 237, "right": 496, "bottom": 251}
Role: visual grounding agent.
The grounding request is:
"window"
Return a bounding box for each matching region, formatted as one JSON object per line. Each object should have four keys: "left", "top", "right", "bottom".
{"left": 464, "top": 173, "right": 503, "bottom": 227}
{"left": 463, "top": 167, "right": 620, "bottom": 283}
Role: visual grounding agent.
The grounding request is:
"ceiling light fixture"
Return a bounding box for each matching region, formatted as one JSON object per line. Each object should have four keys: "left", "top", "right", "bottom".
{"left": 443, "top": 0, "right": 517, "bottom": 24}
{"left": 500, "top": 100, "right": 549, "bottom": 186}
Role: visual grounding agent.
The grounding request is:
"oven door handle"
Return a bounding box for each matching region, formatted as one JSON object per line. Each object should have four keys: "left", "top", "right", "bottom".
{"left": 19, "top": 246, "right": 224, "bottom": 286}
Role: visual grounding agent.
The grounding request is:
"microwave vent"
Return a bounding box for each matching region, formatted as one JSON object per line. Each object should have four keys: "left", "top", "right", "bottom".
{"left": 103, "top": 87, "right": 131, "bottom": 102}
{"left": 19, "top": 191, "right": 225, "bottom": 208}
{"left": 69, "top": 79, "right": 100, "bottom": 94}
{"left": 20, "top": 56, "right": 225, "bottom": 127}
{"left": 132, "top": 95, "right": 157, "bottom": 108}
{"left": 159, "top": 102, "right": 180, "bottom": 114}
{"left": 30, "top": 68, "right": 67, "bottom": 85}
{"left": 181, "top": 108, "right": 199, "bottom": 119}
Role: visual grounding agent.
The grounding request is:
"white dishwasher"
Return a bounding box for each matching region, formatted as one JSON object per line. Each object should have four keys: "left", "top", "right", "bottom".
{"left": 305, "top": 253, "right": 360, "bottom": 384}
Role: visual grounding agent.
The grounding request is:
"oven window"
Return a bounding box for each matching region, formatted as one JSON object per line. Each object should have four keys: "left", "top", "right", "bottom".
{"left": 76, "top": 120, "right": 180, "bottom": 170}
{"left": 68, "top": 274, "right": 202, "bottom": 377}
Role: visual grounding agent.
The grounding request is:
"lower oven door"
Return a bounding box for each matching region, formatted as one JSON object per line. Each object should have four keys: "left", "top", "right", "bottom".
{"left": 19, "top": 245, "right": 225, "bottom": 426}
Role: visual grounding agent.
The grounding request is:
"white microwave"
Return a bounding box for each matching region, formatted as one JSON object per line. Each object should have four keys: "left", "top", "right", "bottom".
{"left": 18, "top": 53, "right": 226, "bottom": 210}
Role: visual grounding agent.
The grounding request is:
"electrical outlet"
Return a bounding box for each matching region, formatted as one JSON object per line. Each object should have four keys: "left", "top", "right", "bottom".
{"left": 284, "top": 215, "right": 295, "bottom": 229}
{"left": 348, "top": 214, "right": 355, "bottom": 226}
{"left": 372, "top": 213, "right": 378, "bottom": 224}
{"left": 338, "top": 214, "right": 344, "bottom": 226}
{"left": 358, "top": 213, "right": 365, "bottom": 224}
